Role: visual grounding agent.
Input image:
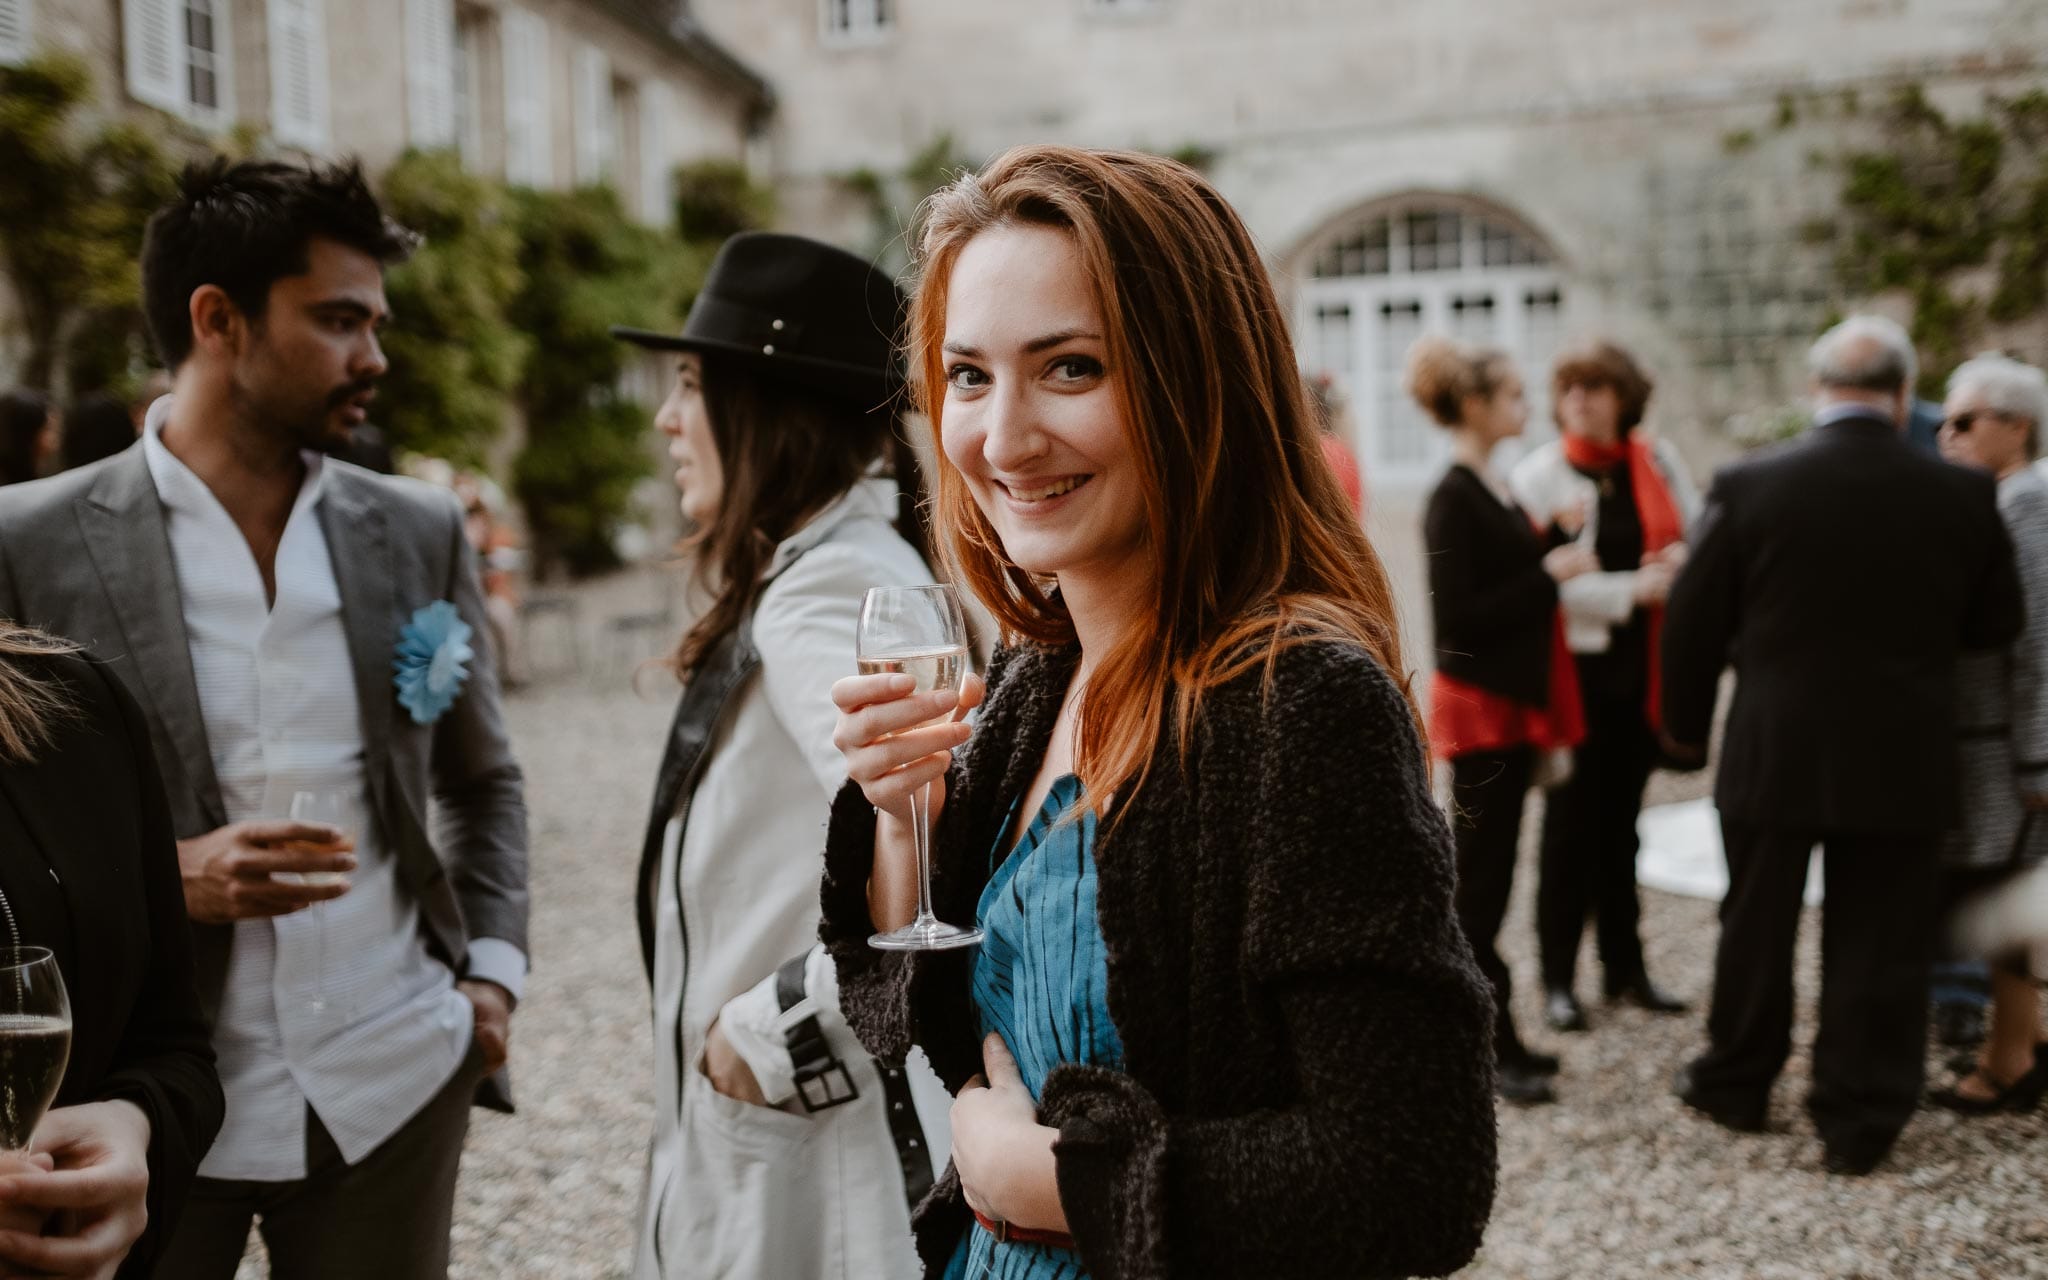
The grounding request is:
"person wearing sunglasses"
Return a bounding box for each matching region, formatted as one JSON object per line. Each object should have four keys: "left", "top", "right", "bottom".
{"left": 1929, "top": 353, "right": 2048, "bottom": 1115}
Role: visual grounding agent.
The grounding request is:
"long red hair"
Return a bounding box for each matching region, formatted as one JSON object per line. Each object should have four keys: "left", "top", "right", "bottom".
{"left": 909, "top": 145, "right": 1419, "bottom": 814}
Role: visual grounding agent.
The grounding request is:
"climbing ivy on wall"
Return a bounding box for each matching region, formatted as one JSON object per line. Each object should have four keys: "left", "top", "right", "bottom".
{"left": 1822, "top": 85, "right": 2048, "bottom": 396}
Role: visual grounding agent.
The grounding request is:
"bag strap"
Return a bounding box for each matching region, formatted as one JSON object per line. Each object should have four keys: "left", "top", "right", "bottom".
{"left": 773, "top": 954, "right": 933, "bottom": 1210}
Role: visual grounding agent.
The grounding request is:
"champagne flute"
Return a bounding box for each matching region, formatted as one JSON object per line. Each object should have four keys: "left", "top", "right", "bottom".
{"left": 859, "top": 585, "right": 982, "bottom": 951}
{"left": 286, "top": 788, "right": 357, "bottom": 1012}
{"left": 0, "top": 948, "right": 70, "bottom": 1153}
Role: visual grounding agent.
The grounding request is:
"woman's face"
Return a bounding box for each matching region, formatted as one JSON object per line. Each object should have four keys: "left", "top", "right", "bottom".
{"left": 654, "top": 354, "right": 723, "bottom": 525}
{"left": 938, "top": 224, "right": 1146, "bottom": 586}
{"left": 1939, "top": 385, "right": 2032, "bottom": 477}
{"left": 1557, "top": 381, "right": 1622, "bottom": 445}
{"left": 1470, "top": 368, "right": 1527, "bottom": 446}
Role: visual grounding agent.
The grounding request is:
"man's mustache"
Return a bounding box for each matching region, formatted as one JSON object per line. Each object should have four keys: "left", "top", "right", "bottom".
{"left": 328, "top": 380, "right": 378, "bottom": 409}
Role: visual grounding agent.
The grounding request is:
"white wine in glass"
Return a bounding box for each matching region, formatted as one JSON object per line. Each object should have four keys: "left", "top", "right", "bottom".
{"left": 284, "top": 788, "right": 357, "bottom": 1012}
{"left": 858, "top": 585, "right": 982, "bottom": 952}
{"left": 0, "top": 948, "right": 70, "bottom": 1152}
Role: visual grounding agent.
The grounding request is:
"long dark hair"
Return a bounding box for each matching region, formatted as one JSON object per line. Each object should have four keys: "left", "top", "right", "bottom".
{"left": 669, "top": 354, "right": 931, "bottom": 678}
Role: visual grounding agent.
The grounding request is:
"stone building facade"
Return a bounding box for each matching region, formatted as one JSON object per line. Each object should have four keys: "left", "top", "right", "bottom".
{"left": 0, "top": 0, "right": 767, "bottom": 387}
{"left": 690, "top": 0, "right": 2048, "bottom": 487}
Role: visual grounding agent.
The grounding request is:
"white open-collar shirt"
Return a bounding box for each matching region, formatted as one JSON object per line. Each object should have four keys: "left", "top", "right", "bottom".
{"left": 144, "top": 419, "right": 478, "bottom": 1180}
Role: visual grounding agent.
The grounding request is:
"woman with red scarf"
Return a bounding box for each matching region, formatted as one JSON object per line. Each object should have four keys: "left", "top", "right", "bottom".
{"left": 1413, "top": 336, "right": 1592, "bottom": 1105}
{"left": 1511, "top": 340, "right": 1700, "bottom": 1034}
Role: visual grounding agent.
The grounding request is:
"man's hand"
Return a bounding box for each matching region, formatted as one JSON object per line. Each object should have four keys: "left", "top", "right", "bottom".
{"left": 700, "top": 1018, "right": 767, "bottom": 1107}
{"left": 177, "top": 821, "right": 354, "bottom": 924}
{"left": 458, "top": 979, "right": 513, "bottom": 1075}
{"left": 0, "top": 1101, "right": 150, "bottom": 1280}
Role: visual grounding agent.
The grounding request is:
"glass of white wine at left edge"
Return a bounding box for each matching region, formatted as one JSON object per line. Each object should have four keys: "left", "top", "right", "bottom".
{"left": 0, "top": 947, "right": 71, "bottom": 1153}
{"left": 857, "top": 584, "right": 983, "bottom": 951}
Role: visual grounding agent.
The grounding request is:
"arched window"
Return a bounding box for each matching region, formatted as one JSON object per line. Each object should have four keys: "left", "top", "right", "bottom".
{"left": 1297, "top": 196, "right": 1566, "bottom": 489}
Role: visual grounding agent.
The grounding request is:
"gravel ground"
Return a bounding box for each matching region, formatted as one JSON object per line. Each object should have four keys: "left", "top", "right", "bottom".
{"left": 228, "top": 567, "right": 2048, "bottom": 1279}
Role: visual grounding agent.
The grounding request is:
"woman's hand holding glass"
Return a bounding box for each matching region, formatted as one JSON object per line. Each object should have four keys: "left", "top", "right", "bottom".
{"left": 0, "top": 1099, "right": 151, "bottom": 1279}
{"left": 829, "top": 671, "right": 984, "bottom": 933}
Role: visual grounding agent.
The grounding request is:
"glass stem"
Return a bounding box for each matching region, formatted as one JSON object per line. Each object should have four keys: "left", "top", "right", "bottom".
{"left": 911, "top": 780, "right": 936, "bottom": 928}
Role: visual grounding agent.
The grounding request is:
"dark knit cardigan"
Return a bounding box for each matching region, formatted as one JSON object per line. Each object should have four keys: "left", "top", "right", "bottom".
{"left": 819, "top": 638, "right": 1499, "bottom": 1279}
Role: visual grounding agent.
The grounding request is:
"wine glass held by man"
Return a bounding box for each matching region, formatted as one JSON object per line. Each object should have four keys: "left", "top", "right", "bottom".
{"left": 609, "top": 231, "right": 955, "bottom": 1280}
{"left": 0, "top": 625, "right": 223, "bottom": 1278}
{"left": 826, "top": 146, "right": 1496, "bottom": 1279}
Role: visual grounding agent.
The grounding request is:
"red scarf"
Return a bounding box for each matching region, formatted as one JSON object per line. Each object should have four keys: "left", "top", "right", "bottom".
{"left": 1560, "top": 434, "right": 1682, "bottom": 730}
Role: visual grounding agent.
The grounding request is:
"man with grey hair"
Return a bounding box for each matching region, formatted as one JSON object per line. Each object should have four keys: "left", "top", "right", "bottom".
{"left": 1660, "top": 315, "right": 2023, "bottom": 1175}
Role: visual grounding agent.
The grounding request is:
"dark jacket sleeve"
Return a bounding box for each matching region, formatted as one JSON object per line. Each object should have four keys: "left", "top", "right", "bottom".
{"left": 1660, "top": 472, "right": 1742, "bottom": 751}
{"left": 85, "top": 661, "right": 224, "bottom": 1273}
{"left": 1038, "top": 647, "right": 1497, "bottom": 1280}
{"left": 428, "top": 495, "right": 530, "bottom": 960}
{"left": 1962, "top": 482, "right": 2025, "bottom": 652}
{"left": 1424, "top": 477, "right": 1558, "bottom": 643}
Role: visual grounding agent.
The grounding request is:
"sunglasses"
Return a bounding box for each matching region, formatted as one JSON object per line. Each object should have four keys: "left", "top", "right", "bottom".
{"left": 1942, "top": 410, "right": 2001, "bottom": 434}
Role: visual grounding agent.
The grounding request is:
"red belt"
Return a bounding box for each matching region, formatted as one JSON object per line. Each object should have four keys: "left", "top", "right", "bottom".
{"left": 973, "top": 1209, "right": 1076, "bottom": 1251}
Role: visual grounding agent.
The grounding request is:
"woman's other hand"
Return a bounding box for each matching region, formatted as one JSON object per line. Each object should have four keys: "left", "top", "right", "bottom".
{"left": 1553, "top": 498, "right": 1590, "bottom": 537}
{"left": 951, "top": 1034, "right": 1067, "bottom": 1234}
{"left": 1543, "top": 543, "right": 1598, "bottom": 583}
{"left": 1632, "top": 560, "right": 1677, "bottom": 606}
{"left": 701, "top": 1017, "right": 768, "bottom": 1107}
{"left": 0, "top": 1100, "right": 151, "bottom": 1279}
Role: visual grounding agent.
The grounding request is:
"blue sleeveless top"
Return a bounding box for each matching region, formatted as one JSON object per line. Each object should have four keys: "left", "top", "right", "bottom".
{"left": 942, "top": 774, "right": 1123, "bottom": 1280}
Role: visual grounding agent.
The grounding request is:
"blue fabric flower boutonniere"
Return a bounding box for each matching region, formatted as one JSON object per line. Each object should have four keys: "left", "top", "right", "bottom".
{"left": 394, "top": 601, "right": 476, "bottom": 726}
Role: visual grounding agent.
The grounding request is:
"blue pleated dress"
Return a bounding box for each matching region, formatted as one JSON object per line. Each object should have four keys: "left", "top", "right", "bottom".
{"left": 941, "top": 774, "right": 1123, "bottom": 1280}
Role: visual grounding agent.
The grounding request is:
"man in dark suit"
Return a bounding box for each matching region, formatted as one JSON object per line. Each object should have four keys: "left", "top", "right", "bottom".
{"left": 0, "top": 159, "right": 527, "bottom": 1275}
{"left": 1661, "top": 315, "right": 2023, "bottom": 1174}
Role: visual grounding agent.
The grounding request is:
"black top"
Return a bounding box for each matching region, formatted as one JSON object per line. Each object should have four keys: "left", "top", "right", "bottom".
{"left": 1424, "top": 463, "right": 1558, "bottom": 707}
{"left": 821, "top": 640, "right": 1497, "bottom": 1279}
{"left": 1661, "top": 411, "right": 2025, "bottom": 834}
{"left": 1561, "top": 455, "right": 1651, "bottom": 712}
{"left": 0, "top": 652, "right": 223, "bottom": 1276}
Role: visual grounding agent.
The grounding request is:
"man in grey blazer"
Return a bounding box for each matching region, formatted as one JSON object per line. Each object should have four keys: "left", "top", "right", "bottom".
{"left": 0, "top": 159, "right": 527, "bottom": 1277}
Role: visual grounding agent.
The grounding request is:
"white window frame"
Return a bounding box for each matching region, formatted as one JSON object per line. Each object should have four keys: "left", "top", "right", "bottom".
{"left": 638, "top": 78, "right": 672, "bottom": 226}
{"left": 500, "top": 5, "right": 551, "bottom": 188}
{"left": 820, "top": 0, "right": 891, "bottom": 47}
{"left": 124, "top": 0, "right": 238, "bottom": 128}
{"left": 266, "top": 0, "right": 329, "bottom": 150}
{"left": 572, "top": 43, "right": 611, "bottom": 187}
{"left": 1295, "top": 198, "right": 1566, "bottom": 492}
{"left": 452, "top": 5, "right": 490, "bottom": 171}
{"left": 0, "top": 0, "right": 33, "bottom": 67}
{"left": 405, "top": 0, "right": 458, "bottom": 149}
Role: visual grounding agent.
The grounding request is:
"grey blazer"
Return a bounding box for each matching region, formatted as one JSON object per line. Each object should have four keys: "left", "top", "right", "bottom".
{"left": 0, "top": 444, "right": 528, "bottom": 1109}
{"left": 1949, "top": 465, "right": 2048, "bottom": 871}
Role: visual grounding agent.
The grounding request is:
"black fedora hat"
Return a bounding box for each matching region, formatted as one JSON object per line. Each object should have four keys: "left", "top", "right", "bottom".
{"left": 612, "top": 231, "right": 906, "bottom": 408}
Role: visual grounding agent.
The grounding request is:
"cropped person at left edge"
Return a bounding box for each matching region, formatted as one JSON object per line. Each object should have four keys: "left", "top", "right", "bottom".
{"left": 0, "top": 158, "right": 529, "bottom": 1280}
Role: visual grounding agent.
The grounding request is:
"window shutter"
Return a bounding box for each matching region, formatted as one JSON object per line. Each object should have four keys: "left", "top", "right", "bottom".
{"left": 501, "top": 6, "right": 551, "bottom": 187}
{"left": 267, "top": 0, "right": 329, "bottom": 150}
{"left": 0, "top": 0, "right": 31, "bottom": 66}
{"left": 638, "top": 79, "right": 671, "bottom": 226}
{"left": 573, "top": 43, "right": 608, "bottom": 187}
{"left": 405, "top": 0, "right": 457, "bottom": 148}
{"left": 122, "top": 0, "right": 185, "bottom": 114}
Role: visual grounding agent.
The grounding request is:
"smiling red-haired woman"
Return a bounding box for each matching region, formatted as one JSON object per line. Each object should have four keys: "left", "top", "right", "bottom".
{"left": 823, "top": 145, "right": 1497, "bottom": 1279}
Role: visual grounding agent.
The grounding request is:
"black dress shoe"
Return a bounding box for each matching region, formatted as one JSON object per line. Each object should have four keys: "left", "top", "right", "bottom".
{"left": 1508, "top": 1048, "right": 1561, "bottom": 1076}
{"left": 1934, "top": 1002, "right": 1987, "bottom": 1049}
{"left": 1497, "top": 1061, "right": 1556, "bottom": 1105}
{"left": 1822, "top": 1145, "right": 1887, "bottom": 1176}
{"left": 1607, "top": 976, "right": 1690, "bottom": 1015}
{"left": 1673, "top": 1063, "right": 1767, "bottom": 1133}
{"left": 1544, "top": 987, "right": 1589, "bottom": 1032}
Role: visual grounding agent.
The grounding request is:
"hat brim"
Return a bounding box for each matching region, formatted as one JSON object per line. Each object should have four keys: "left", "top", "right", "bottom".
{"left": 610, "top": 326, "right": 900, "bottom": 410}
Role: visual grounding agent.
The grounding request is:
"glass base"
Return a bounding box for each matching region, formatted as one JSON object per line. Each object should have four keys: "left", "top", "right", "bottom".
{"left": 869, "top": 919, "right": 984, "bottom": 952}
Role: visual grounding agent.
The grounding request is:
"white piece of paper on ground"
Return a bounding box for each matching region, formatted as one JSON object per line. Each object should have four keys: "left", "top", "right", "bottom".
{"left": 1635, "top": 797, "right": 1824, "bottom": 907}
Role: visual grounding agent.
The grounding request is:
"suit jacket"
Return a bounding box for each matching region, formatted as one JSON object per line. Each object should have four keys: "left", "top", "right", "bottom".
{"left": 0, "top": 444, "right": 528, "bottom": 1108}
{"left": 0, "top": 650, "right": 224, "bottom": 1276}
{"left": 1661, "top": 410, "right": 2024, "bottom": 834}
{"left": 1424, "top": 462, "right": 1558, "bottom": 706}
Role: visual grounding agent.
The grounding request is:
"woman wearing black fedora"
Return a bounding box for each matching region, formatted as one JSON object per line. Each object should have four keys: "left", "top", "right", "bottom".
{"left": 613, "top": 232, "right": 949, "bottom": 1278}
